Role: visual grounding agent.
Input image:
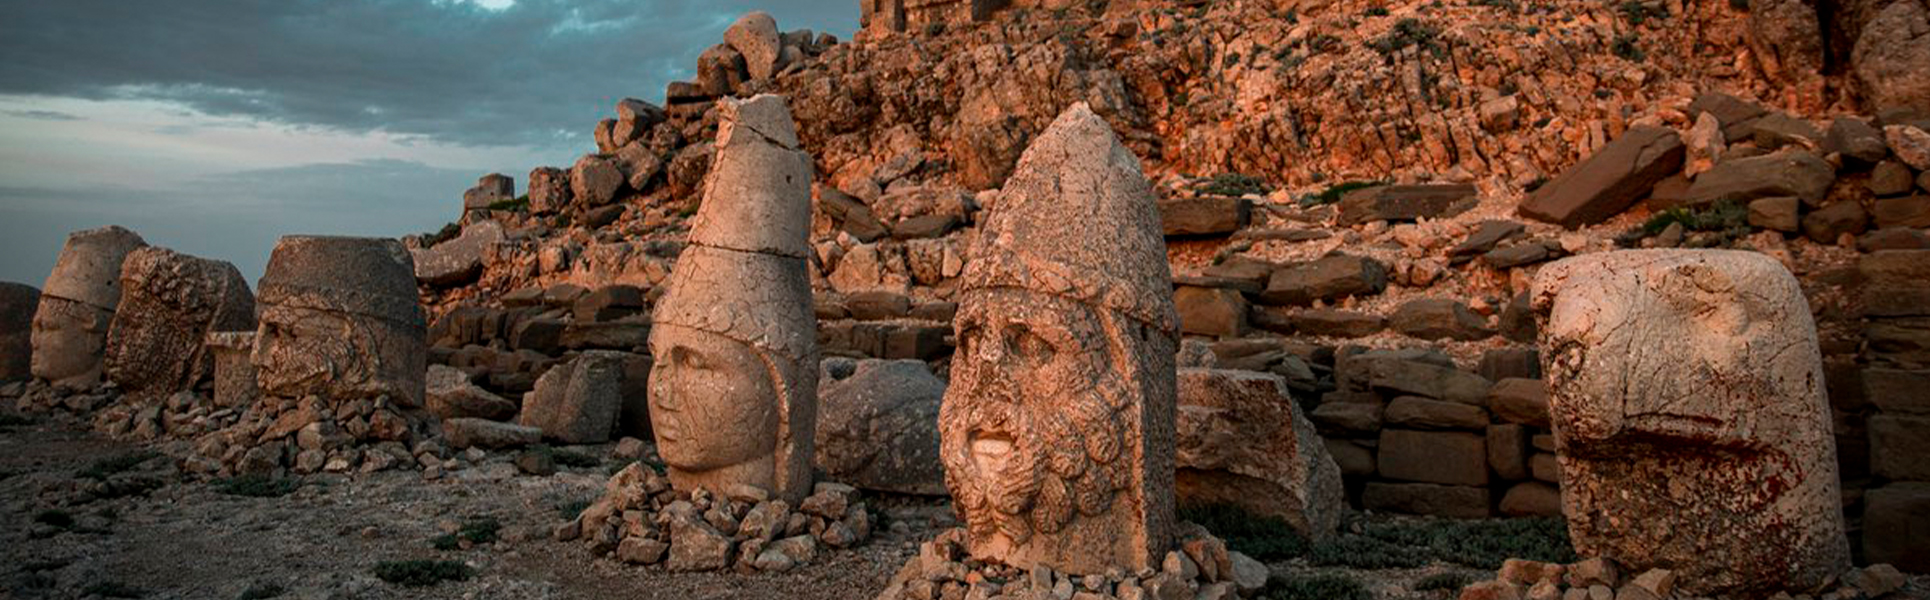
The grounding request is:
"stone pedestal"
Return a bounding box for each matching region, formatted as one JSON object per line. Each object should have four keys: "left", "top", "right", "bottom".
{"left": 205, "top": 331, "right": 258, "bottom": 409}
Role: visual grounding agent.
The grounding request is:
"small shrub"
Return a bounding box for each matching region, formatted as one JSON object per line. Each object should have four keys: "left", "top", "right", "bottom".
{"left": 555, "top": 498, "right": 594, "bottom": 521}
{"left": 1201, "top": 173, "right": 1270, "bottom": 197}
{"left": 1368, "top": 18, "right": 1442, "bottom": 57}
{"left": 372, "top": 560, "right": 474, "bottom": 587}
{"left": 1263, "top": 574, "right": 1371, "bottom": 600}
{"left": 1307, "top": 34, "right": 1343, "bottom": 54}
{"left": 213, "top": 475, "right": 300, "bottom": 498}
{"left": 236, "top": 583, "right": 285, "bottom": 600}
{"left": 1618, "top": 0, "right": 1669, "bottom": 25}
{"left": 1365, "top": 6, "right": 1390, "bottom": 16}
{"left": 0, "top": 413, "right": 33, "bottom": 428}
{"left": 1611, "top": 33, "right": 1646, "bottom": 61}
{"left": 1727, "top": 0, "right": 1748, "bottom": 9}
{"left": 81, "top": 581, "right": 146, "bottom": 598}
{"left": 1307, "top": 534, "right": 1432, "bottom": 569}
{"left": 1310, "top": 180, "right": 1386, "bottom": 206}
{"left": 486, "top": 195, "right": 529, "bottom": 212}
{"left": 1415, "top": 571, "right": 1477, "bottom": 592}
{"left": 1641, "top": 200, "right": 1747, "bottom": 236}
{"left": 34, "top": 509, "right": 75, "bottom": 529}
{"left": 422, "top": 222, "right": 461, "bottom": 248}
{"left": 1177, "top": 504, "right": 1310, "bottom": 561}
{"left": 528, "top": 444, "right": 600, "bottom": 469}
{"left": 79, "top": 450, "right": 161, "bottom": 480}
{"left": 95, "top": 476, "right": 165, "bottom": 500}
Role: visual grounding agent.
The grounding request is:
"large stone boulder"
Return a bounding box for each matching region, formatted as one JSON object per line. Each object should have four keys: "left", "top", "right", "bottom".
{"left": 1159, "top": 196, "right": 1250, "bottom": 236}
{"left": 1531, "top": 250, "right": 1850, "bottom": 596}
{"left": 0, "top": 283, "right": 38, "bottom": 380}
{"left": 725, "top": 12, "right": 782, "bottom": 80}
{"left": 1684, "top": 150, "right": 1835, "bottom": 207}
{"left": 412, "top": 220, "right": 504, "bottom": 288}
{"left": 1518, "top": 126, "right": 1684, "bottom": 228}
{"left": 1175, "top": 369, "right": 1343, "bottom": 540}
{"left": 1337, "top": 184, "right": 1478, "bottom": 226}
{"left": 103, "top": 247, "right": 255, "bottom": 400}
{"left": 32, "top": 226, "right": 147, "bottom": 388}
{"left": 520, "top": 350, "right": 624, "bottom": 444}
{"left": 815, "top": 359, "right": 945, "bottom": 495}
{"left": 1260, "top": 254, "right": 1388, "bottom": 306}
{"left": 426, "top": 364, "right": 519, "bottom": 421}
{"left": 1852, "top": 0, "right": 1930, "bottom": 119}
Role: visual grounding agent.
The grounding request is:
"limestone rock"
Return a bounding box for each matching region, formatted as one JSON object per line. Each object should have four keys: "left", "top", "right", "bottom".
{"left": 1260, "top": 254, "right": 1388, "bottom": 306}
{"left": 412, "top": 220, "right": 504, "bottom": 288}
{"left": 1802, "top": 200, "right": 1869, "bottom": 243}
{"left": 725, "top": 12, "right": 781, "bottom": 81}
{"left": 460, "top": 173, "right": 514, "bottom": 210}
{"left": 1888, "top": 125, "right": 1930, "bottom": 171}
{"left": 520, "top": 351, "right": 624, "bottom": 444}
{"left": 650, "top": 95, "right": 819, "bottom": 505}
{"left": 1531, "top": 250, "right": 1850, "bottom": 595}
{"left": 1488, "top": 378, "right": 1551, "bottom": 428}
{"left": 1159, "top": 196, "right": 1249, "bottom": 236}
{"left": 205, "top": 331, "right": 258, "bottom": 408}
{"left": 0, "top": 282, "right": 39, "bottom": 380}
{"left": 1852, "top": 2, "right": 1930, "bottom": 119}
{"left": 1174, "top": 286, "right": 1248, "bottom": 338}
{"left": 1862, "top": 483, "right": 1930, "bottom": 573}
{"left": 1823, "top": 117, "right": 1890, "bottom": 165}
{"left": 527, "top": 166, "right": 571, "bottom": 215}
{"left": 442, "top": 417, "right": 542, "bottom": 449}
{"left": 254, "top": 236, "right": 426, "bottom": 407}
{"left": 570, "top": 154, "right": 623, "bottom": 206}
{"left": 1684, "top": 150, "right": 1835, "bottom": 207}
{"left": 941, "top": 103, "right": 1178, "bottom": 575}
{"left": 815, "top": 359, "right": 945, "bottom": 495}
{"left": 1175, "top": 369, "right": 1343, "bottom": 540}
{"left": 1385, "top": 397, "right": 1488, "bottom": 431}
{"left": 1390, "top": 298, "right": 1492, "bottom": 341}
{"left": 32, "top": 225, "right": 147, "bottom": 388}
{"left": 1747, "top": 196, "right": 1801, "bottom": 232}
{"left": 1378, "top": 429, "right": 1488, "bottom": 486}
{"left": 1337, "top": 184, "right": 1478, "bottom": 226}
{"left": 103, "top": 247, "right": 255, "bottom": 400}
{"left": 1361, "top": 482, "right": 1490, "bottom": 518}
{"left": 1519, "top": 126, "right": 1684, "bottom": 228}
{"left": 426, "top": 364, "right": 518, "bottom": 421}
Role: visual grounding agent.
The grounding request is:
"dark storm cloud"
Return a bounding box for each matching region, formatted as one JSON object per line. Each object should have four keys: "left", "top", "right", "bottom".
{"left": 3, "top": 109, "right": 82, "bottom": 121}
{"left": 0, "top": 0, "right": 855, "bottom": 148}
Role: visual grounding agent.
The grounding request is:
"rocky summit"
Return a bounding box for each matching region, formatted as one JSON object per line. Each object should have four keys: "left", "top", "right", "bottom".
{"left": 4, "top": 0, "right": 1930, "bottom": 598}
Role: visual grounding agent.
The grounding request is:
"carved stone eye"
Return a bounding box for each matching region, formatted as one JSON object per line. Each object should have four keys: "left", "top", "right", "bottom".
{"left": 1005, "top": 324, "right": 1053, "bottom": 361}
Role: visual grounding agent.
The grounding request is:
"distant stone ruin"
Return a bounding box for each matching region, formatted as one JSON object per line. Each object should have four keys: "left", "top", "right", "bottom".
{"left": 861, "top": 0, "right": 1008, "bottom": 34}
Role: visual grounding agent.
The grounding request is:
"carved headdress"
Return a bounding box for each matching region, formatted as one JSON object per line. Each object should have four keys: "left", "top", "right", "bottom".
{"left": 651, "top": 95, "right": 816, "bottom": 362}
{"left": 42, "top": 225, "right": 148, "bottom": 311}
{"left": 256, "top": 235, "right": 424, "bottom": 329}
{"left": 958, "top": 102, "right": 1179, "bottom": 340}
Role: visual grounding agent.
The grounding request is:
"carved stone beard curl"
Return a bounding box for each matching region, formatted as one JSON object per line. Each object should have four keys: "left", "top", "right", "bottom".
{"left": 950, "top": 353, "right": 1131, "bottom": 547}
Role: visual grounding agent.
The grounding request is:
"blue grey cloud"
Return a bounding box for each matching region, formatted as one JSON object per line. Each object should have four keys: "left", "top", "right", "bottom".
{"left": 0, "top": 0, "right": 855, "bottom": 149}
{"left": 3, "top": 109, "right": 82, "bottom": 121}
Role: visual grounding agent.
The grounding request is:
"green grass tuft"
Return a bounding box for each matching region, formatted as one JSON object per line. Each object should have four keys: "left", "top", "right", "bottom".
{"left": 34, "top": 509, "right": 75, "bottom": 529}
{"left": 1611, "top": 33, "right": 1646, "bottom": 61}
{"left": 213, "top": 475, "right": 301, "bottom": 498}
{"left": 1263, "top": 574, "right": 1371, "bottom": 600}
{"left": 1641, "top": 200, "right": 1747, "bottom": 238}
{"left": 486, "top": 195, "right": 529, "bottom": 212}
{"left": 1309, "top": 180, "right": 1386, "bottom": 206}
{"left": 373, "top": 560, "right": 474, "bottom": 587}
{"left": 1201, "top": 173, "right": 1270, "bottom": 197}
{"left": 1368, "top": 18, "right": 1442, "bottom": 56}
{"left": 1181, "top": 504, "right": 1575, "bottom": 571}
{"left": 556, "top": 498, "right": 594, "bottom": 521}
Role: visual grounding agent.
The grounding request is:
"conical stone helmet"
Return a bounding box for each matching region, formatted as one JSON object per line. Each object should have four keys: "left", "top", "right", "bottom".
{"left": 42, "top": 225, "right": 147, "bottom": 311}
{"left": 958, "top": 102, "right": 1179, "bottom": 338}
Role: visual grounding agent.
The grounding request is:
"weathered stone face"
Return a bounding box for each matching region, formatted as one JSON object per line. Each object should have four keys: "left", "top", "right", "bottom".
{"left": 252, "top": 236, "right": 426, "bottom": 408}
{"left": 103, "top": 247, "right": 255, "bottom": 400}
{"left": 648, "top": 94, "right": 818, "bottom": 504}
{"left": 940, "top": 103, "right": 1177, "bottom": 575}
{"left": 1531, "top": 249, "right": 1849, "bottom": 596}
{"left": 31, "top": 225, "right": 147, "bottom": 388}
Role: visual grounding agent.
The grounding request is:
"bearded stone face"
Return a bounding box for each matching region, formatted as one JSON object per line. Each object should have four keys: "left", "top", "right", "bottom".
{"left": 941, "top": 288, "right": 1175, "bottom": 574}
{"left": 29, "top": 297, "right": 112, "bottom": 388}
{"left": 252, "top": 304, "right": 424, "bottom": 407}
{"left": 647, "top": 325, "right": 780, "bottom": 472}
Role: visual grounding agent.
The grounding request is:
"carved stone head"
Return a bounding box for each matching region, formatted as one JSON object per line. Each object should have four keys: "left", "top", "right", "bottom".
{"left": 252, "top": 236, "right": 426, "bottom": 408}
{"left": 648, "top": 94, "right": 817, "bottom": 503}
{"left": 941, "top": 103, "right": 1178, "bottom": 575}
{"left": 32, "top": 225, "right": 147, "bottom": 388}
{"left": 103, "top": 247, "right": 255, "bottom": 400}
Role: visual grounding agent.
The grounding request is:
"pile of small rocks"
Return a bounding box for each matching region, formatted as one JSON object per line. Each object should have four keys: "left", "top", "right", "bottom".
{"left": 876, "top": 526, "right": 1270, "bottom": 600}
{"left": 557, "top": 463, "right": 875, "bottom": 573}
{"left": 1458, "top": 557, "right": 1911, "bottom": 600}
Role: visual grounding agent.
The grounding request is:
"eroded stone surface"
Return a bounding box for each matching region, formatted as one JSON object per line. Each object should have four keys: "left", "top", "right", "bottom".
{"left": 1175, "top": 369, "right": 1342, "bottom": 540}
{"left": 103, "top": 247, "right": 255, "bottom": 400}
{"left": 816, "top": 359, "right": 945, "bottom": 495}
{"left": 1530, "top": 249, "right": 1849, "bottom": 596}
{"left": 941, "top": 103, "right": 1177, "bottom": 575}
{"left": 32, "top": 226, "right": 147, "bottom": 388}
{"left": 650, "top": 95, "right": 819, "bottom": 504}
{"left": 253, "top": 236, "right": 427, "bottom": 408}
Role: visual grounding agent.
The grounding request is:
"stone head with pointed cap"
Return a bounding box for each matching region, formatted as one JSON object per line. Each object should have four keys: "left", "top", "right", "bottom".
{"left": 940, "top": 102, "right": 1180, "bottom": 575}
{"left": 648, "top": 94, "right": 819, "bottom": 504}
{"left": 32, "top": 225, "right": 148, "bottom": 389}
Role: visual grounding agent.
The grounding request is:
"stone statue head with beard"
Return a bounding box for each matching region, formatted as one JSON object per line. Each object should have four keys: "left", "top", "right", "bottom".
{"left": 251, "top": 236, "right": 427, "bottom": 408}
{"left": 941, "top": 103, "right": 1179, "bottom": 575}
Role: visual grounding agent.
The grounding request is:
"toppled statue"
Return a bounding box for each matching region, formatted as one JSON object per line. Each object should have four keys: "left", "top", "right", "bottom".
{"left": 941, "top": 103, "right": 1179, "bottom": 575}
{"left": 648, "top": 94, "right": 818, "bottom": 504}
{"left": 32, "top": 225, "right": 147, "bottom": 389}
{"left": 253, "top": 236, "right": 427, "bottom": 408}
{"left": 1532, "top": 250, "right": 1850, "bottom": 596}
{"left": 103, "top": 247, "right": 255, "bottom": 400}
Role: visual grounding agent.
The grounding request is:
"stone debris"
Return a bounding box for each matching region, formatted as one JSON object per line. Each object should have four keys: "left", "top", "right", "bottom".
{"left": 561, "top": 463, "right": 873, "bottom": 573}
{"left": 875, "top": 527, "right": 1269, "bottom": 600}
{"left": 1458, "top": 558, "right": 1909, "bottom": 600}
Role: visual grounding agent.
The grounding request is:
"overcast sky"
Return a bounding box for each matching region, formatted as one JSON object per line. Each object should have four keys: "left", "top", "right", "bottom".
{"left": 0, "top": 0, "right": 853, "bottom": 286}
